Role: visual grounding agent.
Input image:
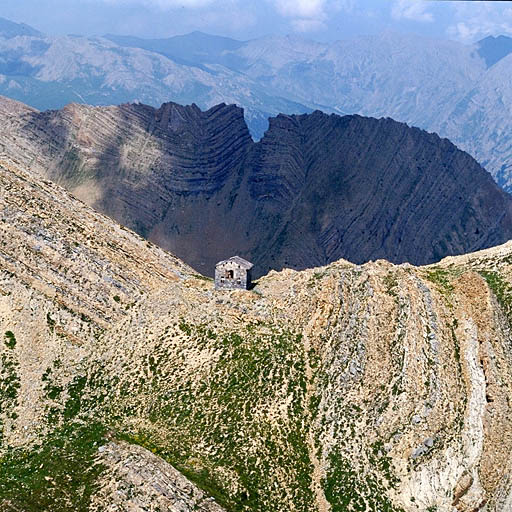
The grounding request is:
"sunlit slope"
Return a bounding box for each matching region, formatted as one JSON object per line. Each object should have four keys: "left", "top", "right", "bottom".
{"left": 1, "top": 161, "right": 512, "bottom": 510}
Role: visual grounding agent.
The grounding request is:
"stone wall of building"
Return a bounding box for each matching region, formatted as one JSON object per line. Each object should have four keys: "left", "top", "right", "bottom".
{"left": 215, "top": 260, "right": 249, "bottom": 290}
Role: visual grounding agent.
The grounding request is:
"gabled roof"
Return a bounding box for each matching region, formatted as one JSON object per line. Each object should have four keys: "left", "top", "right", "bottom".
{"left": 216, "top": 255, "right": 254, "bottom": 269}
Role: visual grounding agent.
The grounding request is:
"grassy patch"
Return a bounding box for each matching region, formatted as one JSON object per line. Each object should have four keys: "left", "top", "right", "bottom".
{"left": 324, "top": 445, "right": 403, "bottom": 512}
{"left": 384, "top": 273, "right": 398, "bottom": 297}
{"left": 115, "top": 323, "right": 315, "bottom": 512}
{"left": 425, "top": 268, "right": 454, "bottom": 295}
{"left": 192, "top": 274, "right": 213, "bottom": 282}
{"left": 480, "top": 271, "right": 512, "bottom": 322}
{"left": 324, "top": 448, "right": 403, "bottom": 512}
{"left": 0, "top": 345, "right": 20, "bottom": 436}
{"left": 0, "top": 422, "right": 107, "bottom": 512}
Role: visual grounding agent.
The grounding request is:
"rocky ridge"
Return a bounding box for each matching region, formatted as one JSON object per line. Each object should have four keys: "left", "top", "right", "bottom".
{"left": 91, "top": 441, "right": 226, "bottom": 512}
{"left": 0, "top": 97, "right": 511, "bottom": 277}
{"left": 106, "top": 30, "right": 512, "bottom": 191}
{"left": 3, "top": 159, "right": 512, "bottom": 510}
{"left": 2, "top": 26, "right": 512, "bottom": 189}
{"left": 0, "top": 29, "right": 309, "bottom": 140}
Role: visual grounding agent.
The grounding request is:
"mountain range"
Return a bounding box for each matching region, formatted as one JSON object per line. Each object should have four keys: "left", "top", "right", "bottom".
{"left": 0, "top": 97, "right": 511, "bottom": 277}
{"left": 0, "top": 18, "right": 511, "bottom": 190}
{"left": 2, "top": 156, "right": 512, "bottom": 510}
{"left": 3, "top": 16, "right": 512, "bottom": 512}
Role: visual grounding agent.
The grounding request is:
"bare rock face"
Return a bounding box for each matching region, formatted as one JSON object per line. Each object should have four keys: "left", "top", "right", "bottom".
{"left": 91, "top": 442, "right": 226, "bottom": 512}
{"left": 0, "top": 97, "right": 512, "bottom": 278}
{"left": 4, "top": 159, "right": 512, "bottom": 510}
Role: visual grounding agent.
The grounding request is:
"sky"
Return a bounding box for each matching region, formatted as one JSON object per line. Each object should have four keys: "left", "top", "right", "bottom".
{"left": 1, "top": 0, "right": 512, "bottom": 43}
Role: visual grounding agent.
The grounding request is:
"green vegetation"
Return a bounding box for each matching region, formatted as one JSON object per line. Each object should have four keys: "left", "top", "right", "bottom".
{"left": 114, "top": 322, "right": 316, "bottom": 512}
{"left": 308, "top": 269, "right": 329, "bottom": 288}
{"left": 0, "top": 309, "right": 419, "bottom": 510}
{"left": 480, "top": 270, "right": 512, "bottom": 322}
{"left": 0, "top": 318, "right": 318, "bottom": 511}
{"left": 384, "top": 272, "right": 398, "bottom": 297}
{"left": 3, "top": 332, "right": 15, "bottom": 349}
{"left": 451, "top": 319, "right": 461, "bottom": 365}
{"left": 178, "top": 319, "right": 192, "bottom": 335}
{"left": 324, "top": 448, "right": 403, "bottom": 512}
{"left": 46, "top": 312, "right": 56, "bottom": 332}
{"left": 425, "top": 268, "right": 454, "bottom": 295}
{"left": 63, "top": 375, "right": 88, "bottom": 420}
{"left": 0, "top": 340, "right": 20, "bottom": 439}
{"left": 369, "top": 441, "right": 399, "bottom": 489}
{"left": 0, "top": 422, "right": 106, "bottom": 511}
{"left": 313, "top": 270, "right": 327, "bottom": 281}
{"left": 192, "top": 274, "right": 213, "bottom": 282}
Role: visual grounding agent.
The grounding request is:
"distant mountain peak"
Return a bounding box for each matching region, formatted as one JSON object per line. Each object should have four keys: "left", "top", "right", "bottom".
{"left": 0, "top": 17, "right": 43, "bottom": 39}
{"left": 476, "top": 34, "right": 512, "bottom": 68}
{"left": 104, "top": 30, "right": 245, "bottom": 69}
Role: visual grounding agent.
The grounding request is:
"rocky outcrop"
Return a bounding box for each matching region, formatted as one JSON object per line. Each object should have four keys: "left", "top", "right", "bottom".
{"left": 91, "top": 442, "right": 226, "bottom": 512}
{"left": 0, "top": 97, "right": 511, "bottom": 277}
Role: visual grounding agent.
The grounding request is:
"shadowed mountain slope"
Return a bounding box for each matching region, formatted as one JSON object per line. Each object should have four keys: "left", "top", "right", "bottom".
{"left": 477, "top": 35, "right": 512, "bottom": 68}
{"left": 0, "top": 98, "right": 511, "bottom": 277}
{"left": 0, "top": 17, "right": 42, "bottom": 39}
{"left": 105, "top": 31, "right": 246, "bottom": 68}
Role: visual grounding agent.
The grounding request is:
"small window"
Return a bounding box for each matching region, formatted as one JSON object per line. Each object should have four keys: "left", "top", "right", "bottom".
{"left": 225, "top": 270, "right": 234, "bottom": 279}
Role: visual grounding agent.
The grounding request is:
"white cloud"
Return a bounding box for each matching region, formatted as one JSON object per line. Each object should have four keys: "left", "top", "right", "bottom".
{"left": 96, "top": 0, "right": 218, "bottom": 9}
{"left": 448, "top": 19, "right": 512, "bottom": 43}
{"left": 447, "top": 3, "right": 512, "bottom": 42}
{"left": 391, "top": 0, "right": 434, "bottom": 23}
{"left": 91, "top": 0, "right": 354, "bottom": 33}
{"left": 272, "top": 0, "right": 327, "bottom": 19}
{"left": 266, "top": 0, "right": 353, "bottom": 33}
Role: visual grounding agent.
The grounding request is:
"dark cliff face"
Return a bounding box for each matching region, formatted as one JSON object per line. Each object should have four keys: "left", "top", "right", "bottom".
{"left": 477, "top": 35, "right": 512, "bottom": 68}
{"left": 2, "top": 98, "right": 512, "bottom": 277}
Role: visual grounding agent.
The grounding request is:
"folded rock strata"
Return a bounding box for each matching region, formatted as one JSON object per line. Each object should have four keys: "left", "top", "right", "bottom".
{"left": 0, "top": 97, "right": 511, "bottom": 277}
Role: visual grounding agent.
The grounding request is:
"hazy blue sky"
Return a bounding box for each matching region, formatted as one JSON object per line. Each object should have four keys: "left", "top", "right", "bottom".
{"left": 1, "top": 0, "right": 512, "bottom": 43}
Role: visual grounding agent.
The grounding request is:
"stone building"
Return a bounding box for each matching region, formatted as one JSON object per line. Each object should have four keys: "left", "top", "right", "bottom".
{"left": 215, "top": 256, "right": 253, "bottom": 290}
